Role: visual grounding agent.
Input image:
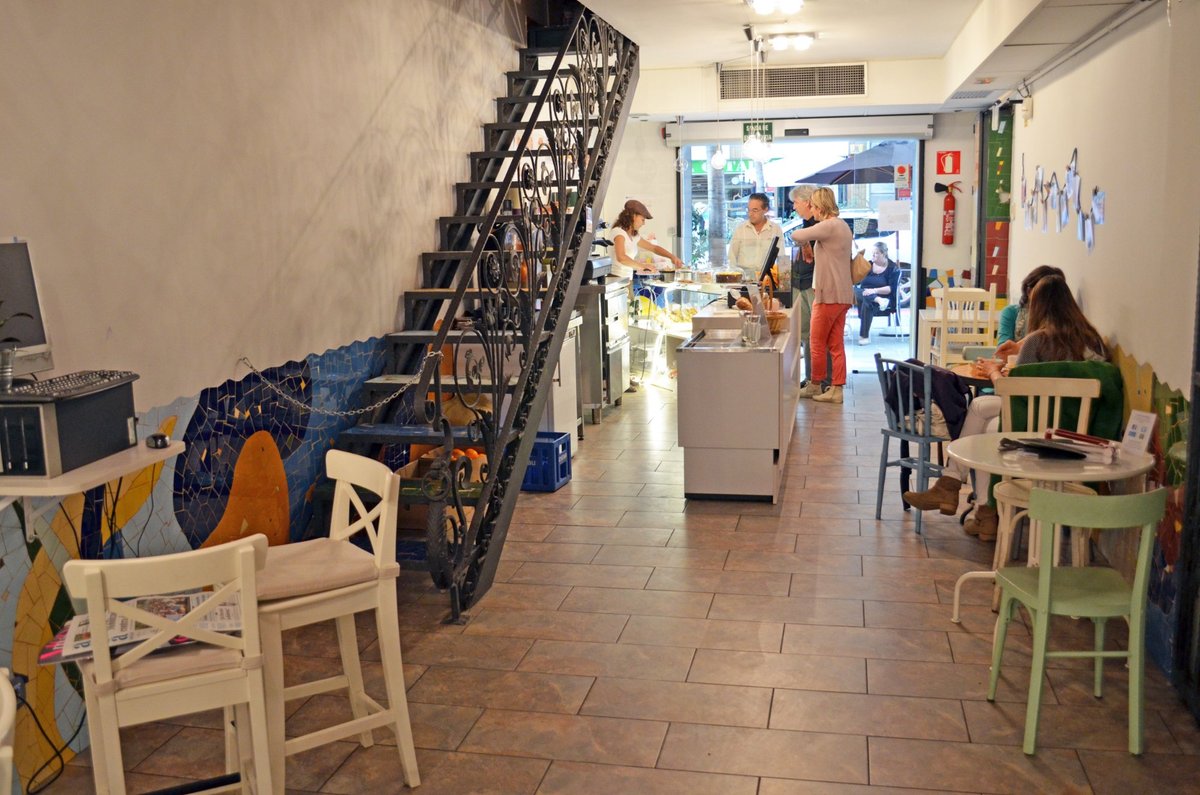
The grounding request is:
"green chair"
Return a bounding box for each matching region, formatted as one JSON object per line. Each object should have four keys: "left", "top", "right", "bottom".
{"left": 987, "top": 487, "right": 1168, "bottom": 755}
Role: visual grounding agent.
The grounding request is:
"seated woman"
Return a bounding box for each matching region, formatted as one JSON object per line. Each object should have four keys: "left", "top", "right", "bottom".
{"left": 611, "top": 199, "right": 683, "bottom": 279}
{"left": 903, "top": 274, "right": 1108, "bottom": 539}
{"left": 853, "top": 241, "right": 897, "bottom": 345}
{"left": 995, "top": 264, "right": 1064, "bottom": 350}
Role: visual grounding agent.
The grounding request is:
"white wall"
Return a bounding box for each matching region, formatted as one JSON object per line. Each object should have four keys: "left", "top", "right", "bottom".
{"left": 0, "top": 1, "right": 522, "bottom": 407}
{"left": 1009, "top": 3, "right": 1199, "bottom": 390}
{"left": 921, "top": 112, "right": 979, "bottom": 280}
{"left": 600, "top": 120, "right": 682, "bottom": 248}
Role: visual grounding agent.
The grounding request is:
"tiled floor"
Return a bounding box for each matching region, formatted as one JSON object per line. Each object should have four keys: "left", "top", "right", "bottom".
{"left": 47, "top": 372, "right": 1200, "bottom": 793}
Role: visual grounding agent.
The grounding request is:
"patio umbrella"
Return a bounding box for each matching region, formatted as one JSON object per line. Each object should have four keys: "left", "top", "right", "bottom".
{"left": 795, "top": 141, "right": 916, "bottom": 185}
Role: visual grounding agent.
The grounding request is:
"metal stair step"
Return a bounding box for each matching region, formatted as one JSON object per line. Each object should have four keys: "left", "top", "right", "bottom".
{"left": 338, "top": 423, "right": 483, "bottom": 447}
{"left": 366, "top": 372, "right": 520, "bottom": 393}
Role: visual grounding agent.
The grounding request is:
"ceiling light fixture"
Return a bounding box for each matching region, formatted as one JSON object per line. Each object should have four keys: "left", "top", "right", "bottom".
{"left": 749, "top": 0, "right": 804, "bottom": 15}
{"left": 768, "top": 32, "right": 815, "bottom": 51}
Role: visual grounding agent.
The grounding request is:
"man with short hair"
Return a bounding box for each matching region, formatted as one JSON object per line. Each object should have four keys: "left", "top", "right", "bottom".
{"left": 728, "top": 192, "right": 784, "bottom": 283}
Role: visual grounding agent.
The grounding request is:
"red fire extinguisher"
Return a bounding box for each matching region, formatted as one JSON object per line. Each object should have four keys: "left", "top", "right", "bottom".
{"left": 940, "top": 181, "right": 961, "bottom": 245}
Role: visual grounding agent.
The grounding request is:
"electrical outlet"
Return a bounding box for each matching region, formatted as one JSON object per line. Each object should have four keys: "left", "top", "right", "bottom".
{"left": 10, "top": 671, "right": 28, "bottom": 701}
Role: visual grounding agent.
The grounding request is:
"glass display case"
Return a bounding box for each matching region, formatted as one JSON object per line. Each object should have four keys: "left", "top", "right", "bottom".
{"left": 629, "top": 278, "right": 730, "bottom": 390}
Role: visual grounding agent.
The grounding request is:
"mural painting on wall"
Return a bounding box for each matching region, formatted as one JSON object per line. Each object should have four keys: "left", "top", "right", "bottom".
{"left": 1114, "top": 345, "right": 1192, "bottom": 676}
{"left": 0, "top": 339, "right": 386, "bottom": 787}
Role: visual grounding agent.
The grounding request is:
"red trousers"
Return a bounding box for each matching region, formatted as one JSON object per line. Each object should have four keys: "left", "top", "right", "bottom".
{"left": 810, "top": 302, "right": 850, "bottom": 386}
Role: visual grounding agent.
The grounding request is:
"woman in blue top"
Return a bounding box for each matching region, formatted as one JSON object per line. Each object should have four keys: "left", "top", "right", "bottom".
{"left": 853, "top": 241, "right": 898, "bottom": 344}
{"left": 996, "top": 265, "right": 1063, "bottom": 346}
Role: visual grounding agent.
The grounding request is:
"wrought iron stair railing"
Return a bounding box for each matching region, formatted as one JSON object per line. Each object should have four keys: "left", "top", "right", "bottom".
{"left": 338, "top": 10, "right": 638, "bottom": 621}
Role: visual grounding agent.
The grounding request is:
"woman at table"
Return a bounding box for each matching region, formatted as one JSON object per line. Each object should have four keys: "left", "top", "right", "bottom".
{"left": 611, "top": 199, "right": 683, "bottom": 279}
{"left": 996, "top": 265, "right": 1063, "bottom": 348}
{"left": 853, "top": 241, "right": 898, "bottom": 345}
{"left": 790, "top": 187, "right": 854, "bottom": 404}
{"left": 903, "top": 275, "right": 1109, "bottom": 538}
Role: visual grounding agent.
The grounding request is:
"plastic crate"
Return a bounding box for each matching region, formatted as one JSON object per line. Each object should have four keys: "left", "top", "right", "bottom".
{"left": 521, "top": 431, "right": 572, "bottom": 492}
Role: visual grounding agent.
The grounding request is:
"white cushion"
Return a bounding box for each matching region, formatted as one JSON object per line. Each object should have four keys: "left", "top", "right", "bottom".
{"left": 82, "top": 646, "right": 243, "bottom": 691}
{"left": 256, "top": 538, "right": 392, "bottom": 602}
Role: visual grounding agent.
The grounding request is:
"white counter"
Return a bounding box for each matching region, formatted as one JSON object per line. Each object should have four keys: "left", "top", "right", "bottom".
{"left": 676, "top": 327, "right": 799, "bottom": 502}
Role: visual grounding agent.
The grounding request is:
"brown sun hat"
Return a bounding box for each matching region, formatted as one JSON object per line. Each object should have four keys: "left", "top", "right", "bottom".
{"left": 624, "top": 199, "right": 652, "bottom": 219}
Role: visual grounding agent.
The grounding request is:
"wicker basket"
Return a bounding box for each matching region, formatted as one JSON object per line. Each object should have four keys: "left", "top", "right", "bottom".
{"left": 765, "top": 310, "right": 788, "bottom": 335}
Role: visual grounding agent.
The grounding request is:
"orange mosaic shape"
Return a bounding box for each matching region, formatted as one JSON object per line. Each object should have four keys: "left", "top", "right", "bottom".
{"left": 203, "top": 429, "right": 290, "bottom": 547}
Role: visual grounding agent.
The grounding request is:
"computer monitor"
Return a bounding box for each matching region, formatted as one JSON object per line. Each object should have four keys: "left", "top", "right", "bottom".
{"left": 0, "top": 242, "right": 54, "bottom": 378}
{"left": 758, "top": 235, "right": 781, "bottom": 290}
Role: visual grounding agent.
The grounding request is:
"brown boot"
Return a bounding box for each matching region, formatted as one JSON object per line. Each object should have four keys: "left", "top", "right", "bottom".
{"left": 963, "top": 505, "right": 999, "bottom": 541}
{"left": 903, "top": 476, "right": 962, "bottom": 515}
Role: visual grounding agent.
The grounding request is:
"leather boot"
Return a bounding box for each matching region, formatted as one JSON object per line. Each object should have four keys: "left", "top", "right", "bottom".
{"left": 902, "top": 476, "right": 962, "bottom": 515}
{"left": 963, "top": 505, "right": 999, "bottom": 541}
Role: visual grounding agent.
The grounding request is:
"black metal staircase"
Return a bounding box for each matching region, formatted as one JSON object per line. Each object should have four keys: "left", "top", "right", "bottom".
{"left": 337, "top": 11, "right": 638, "bottom": 620}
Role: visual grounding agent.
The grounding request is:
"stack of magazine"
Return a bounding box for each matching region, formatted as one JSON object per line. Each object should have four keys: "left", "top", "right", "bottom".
{"left": 39, "top": 592, "right": 242, "bottom": 666}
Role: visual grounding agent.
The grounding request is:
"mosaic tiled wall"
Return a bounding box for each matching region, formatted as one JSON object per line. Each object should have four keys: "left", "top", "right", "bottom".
{"left": 1109, "top": 345, "right": 1191, "bottom": 677}
{"left": 0, "top": 337, "right": 386, "bottom": 789}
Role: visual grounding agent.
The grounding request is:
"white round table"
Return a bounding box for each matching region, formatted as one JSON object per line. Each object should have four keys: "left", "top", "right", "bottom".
{"left": 946, "top": 432, "right": 1155, "bottom": 622}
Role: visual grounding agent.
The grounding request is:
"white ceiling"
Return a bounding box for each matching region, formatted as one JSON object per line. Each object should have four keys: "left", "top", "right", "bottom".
{"left": 584, "top": 0, "right": 1144, "bottom": 111}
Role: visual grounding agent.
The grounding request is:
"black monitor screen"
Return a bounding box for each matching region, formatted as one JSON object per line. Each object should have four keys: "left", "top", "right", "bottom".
{"left": 758, "top": 235, "right": 781, "bottom": 290}
{"left": 0, "top": 242, "right": 49, "bottom": 348}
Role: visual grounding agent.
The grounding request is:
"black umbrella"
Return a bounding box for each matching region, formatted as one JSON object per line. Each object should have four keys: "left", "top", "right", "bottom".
{"left": 795, "top": 141, "right": 916, "bottom": 185}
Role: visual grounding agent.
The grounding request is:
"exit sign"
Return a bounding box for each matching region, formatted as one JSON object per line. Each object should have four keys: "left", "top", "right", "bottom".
{"left": 742, "top": 121, "right": 774, "bottom": 143}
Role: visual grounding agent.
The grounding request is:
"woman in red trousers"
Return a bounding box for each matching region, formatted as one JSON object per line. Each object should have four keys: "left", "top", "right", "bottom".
{"left": 789, "top": 187, "right": 854, "bottom": 404}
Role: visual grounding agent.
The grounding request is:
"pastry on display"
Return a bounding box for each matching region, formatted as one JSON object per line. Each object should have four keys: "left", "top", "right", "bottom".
{"left": 715, "top": 271, "right": 743, "bottom": 284}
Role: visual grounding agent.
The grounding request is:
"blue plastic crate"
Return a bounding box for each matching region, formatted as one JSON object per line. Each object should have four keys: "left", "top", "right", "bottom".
{"left": 521, "top": 431, "right": 572, "bottom": 492}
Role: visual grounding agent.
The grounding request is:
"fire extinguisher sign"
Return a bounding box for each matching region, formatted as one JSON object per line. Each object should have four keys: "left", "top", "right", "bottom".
{"left": 936, "top": 151, "right": 961, "bottom": 175}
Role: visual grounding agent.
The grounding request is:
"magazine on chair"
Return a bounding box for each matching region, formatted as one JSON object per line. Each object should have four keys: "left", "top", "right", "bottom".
{"left": 38, "top": 592, "right": 242, "bottom": 666}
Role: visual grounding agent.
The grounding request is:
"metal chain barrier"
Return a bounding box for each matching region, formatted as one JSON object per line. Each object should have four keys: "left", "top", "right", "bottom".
{"left": 237, "top": 349, "right": 442, "bottom": 418}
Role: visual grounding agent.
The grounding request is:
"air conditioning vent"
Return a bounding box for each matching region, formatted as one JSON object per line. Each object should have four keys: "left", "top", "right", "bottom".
{"left": 719, "top": 64, "right": 866, "bottom": 100}
{"left": 949, "top": 89, "right": 993, "bottom": 101}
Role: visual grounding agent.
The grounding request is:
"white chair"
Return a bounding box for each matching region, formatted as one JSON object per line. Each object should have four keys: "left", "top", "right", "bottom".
{"left": 951, "top": 376, "right": 1102, "bottom": 619}
{"left": 255, "top": 450, "right": 419, "bottom": 791}
{"left": 927, "top": 284, "right": 998, "bottom": 367}
{"left": 62, "top": 536, "right": 273, "bottom": 795}
{"left": 0, "top": 668, "right": 15, "bottom": 795}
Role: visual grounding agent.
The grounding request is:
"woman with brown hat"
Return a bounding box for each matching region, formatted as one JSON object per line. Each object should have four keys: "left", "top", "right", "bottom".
{"left": 611, "top": 199, "right": 683, "bottom": 279}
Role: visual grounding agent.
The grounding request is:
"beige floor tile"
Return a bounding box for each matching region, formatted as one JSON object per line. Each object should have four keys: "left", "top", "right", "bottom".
{"left": 669, "top": 526, "right": 798, "bottom": 550}
{"left": 581, "top": 677, "right": 772, "bottom": 727}
{"left": 500, "top": 541, "right": 601, "bottom": 563}
{"left": 574, "top": 494, "right": 686, "bottom": 512}
{"left": 517, "top": 639, "right": 695, "bottom": 680}
{"left": 537, "top": 761, "right": 758, "bottom": 795}
{"left": 560, "top": 585, "right": 713, "bottom": 618}
{"left": 128, "top": 726, "right": 238, "bottom": 781}
{"left": 459, "top": 709, "right": 667, "bottom": 767}
{"left": 468, "top": 582, "right": 572, "bottom": 610}
{"left": 770, "top": 690, "right": 968, "bottom": 741}
{"left": 1078, "top": 749, "right": 1200, "bottom": 794}
{"left": 948, "top": 629, "right": 1093, "bottom": 670}
{"left": 619, "top": 511, "right": 738, "bottom": 530}
{"left": 758, "top": 780, "right": 956, "bottom": 795}
{"left": 657, "top": 723, "right": 868, "bottom": 783}
{"left": 396, "top": 632, "right": 535, "bottom": 671}
{"left": 862, "top": 555, "right": 984, "bottom": 580}
{"left": 325, "top": 748, "right": 547, "bottom": 795}
{"left": 645, "top": 567, "right": 792, "bottom": 596}
{"left": 506, "top": 561, "right": 653, "bottom": 588}
{"left": 724, "top": 550, "right": 863, "bottom": 576}
{"left": 511, "top": 507, "right": 625, "bottom": 526}
{"left": 1046, "top": 666, "right": 1187, "bottom": 712}
{"left": 620, "top": 615, "right": 783, "bottom": 652}
{"left": 708, "top": 593, "right": 864, "bottom": 627}
{"left": 687, "top": 649, "right": 866, "bottom": 692}
{"left": 867, "top": 659, "right": 1044, "bottom": 703}
{"left": 789, "top": 573, "right": 939, "bottom": 603}
{"left": 735, "top": 515, "right": 862, "bottom": 535}
{"left": 792, "top": 535, "right": 929, "bottom": 558}
{"left": 545, "top": 525, "right": 672, "bottom": 546}
{"left": 590, "top": 544, "right": 729, "bottom": 569}
{"left": 782, "top": 624, "right": 952, "bottom": 662}
{"left": 864, "top": 600, "right": 1023, "bottom": 636}
{"left": 406, "top": 666, "right": 593, "bottom": 713}
{"left": 463, "top": 607, "right": 628, "bottom": 643}
{"left": 407, "top": 702, "right": 484, "bottom": 750}
{"left": 867, "top": 736, "right": 1091, "bottom": 793}
{"left": 638, "top": 482, "right": 687, "bottom": 498}
{"left": 961, "top": 698, "right": 1179, "bottom": 753}
{"left": 1160, "top": 706, "right": 1200, "bottom": 754}
{"left": 503, "top": 522, "right": 557, "bottom": 542}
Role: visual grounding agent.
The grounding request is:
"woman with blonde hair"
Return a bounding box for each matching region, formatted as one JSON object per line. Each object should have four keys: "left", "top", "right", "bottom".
{"left": 789, "top": 187, "right": 854, "bottom": 403}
